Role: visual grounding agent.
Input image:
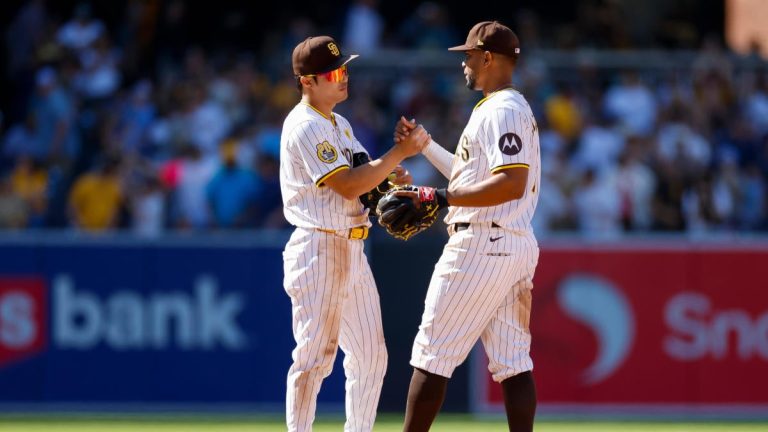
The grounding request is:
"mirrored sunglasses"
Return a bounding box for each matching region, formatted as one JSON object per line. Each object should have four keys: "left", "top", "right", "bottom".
{"left": 305, "top": 65, "right": 348, "bottom": 83}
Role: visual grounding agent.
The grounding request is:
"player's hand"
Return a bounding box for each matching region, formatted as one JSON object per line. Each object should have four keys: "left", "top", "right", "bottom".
{"left": 395, "top": 124, "right": 430, "bottom": 157}
{"left": 389, "top": 165, "right": 412, "bottom": 185}
{"left": 393, "top": 116, "right": 418, "bottom": 143}
{"left": 390, "top": 188, "right": 420, "bottom": 207}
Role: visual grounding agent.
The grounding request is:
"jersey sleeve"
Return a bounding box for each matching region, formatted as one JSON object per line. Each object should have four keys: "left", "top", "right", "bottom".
{"left": 482, "top": 108, "right": 536, "bottom": 174}
{"left": 288, "top": 121, "right": 351, "bottom": 186}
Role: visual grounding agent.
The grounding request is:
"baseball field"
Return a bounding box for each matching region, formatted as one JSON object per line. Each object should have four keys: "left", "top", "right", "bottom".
{"left": 2, "top": 415, "right": 767, "bottom": 431}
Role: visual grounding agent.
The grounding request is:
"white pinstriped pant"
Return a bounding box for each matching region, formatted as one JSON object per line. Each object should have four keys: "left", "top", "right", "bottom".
{"left": 283, "top": 228, "right": 387, "bottom": 432}
{"left": 411, "top": 223, "right": 539, "bottom": 382}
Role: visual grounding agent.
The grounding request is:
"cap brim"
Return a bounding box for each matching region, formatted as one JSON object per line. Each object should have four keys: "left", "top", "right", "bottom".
{"left": 321, "top": 54, "right": 359, "bottom": 73}
{"left": 448, "top": 44, "right": 473, "bottom": 51}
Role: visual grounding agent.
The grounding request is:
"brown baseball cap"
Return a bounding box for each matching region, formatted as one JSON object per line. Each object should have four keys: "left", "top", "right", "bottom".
{"left": 448, "top": 21, "right": 520, "bottom": 58}
{"left": 292, "top": 36, "right": 359, "bottom": 76}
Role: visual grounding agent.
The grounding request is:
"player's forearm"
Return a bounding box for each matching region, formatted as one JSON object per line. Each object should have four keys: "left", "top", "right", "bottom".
{"left": 445, "top": 169, "right": 528, "bottom": 207}
{"left": 326, "top": 147, "right": 406, "bottom": 199}
{"left": 422, "top": 140, "right": 453, "bottom": 179}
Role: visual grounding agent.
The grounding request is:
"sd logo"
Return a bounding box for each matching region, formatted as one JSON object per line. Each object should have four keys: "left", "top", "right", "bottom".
{"left": 327, "top": 43, "right": 340, "bottom": 57}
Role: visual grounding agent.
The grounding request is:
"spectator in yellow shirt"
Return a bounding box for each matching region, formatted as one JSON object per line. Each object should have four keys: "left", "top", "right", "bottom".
{"left": 10, "top": 156, "right": 48, "bottom": 227}
{"left": 68, "top": 157, "right": 123, "bottom": 230}
{"left": 545, "top": 84, "right": 583, "bottom": 143}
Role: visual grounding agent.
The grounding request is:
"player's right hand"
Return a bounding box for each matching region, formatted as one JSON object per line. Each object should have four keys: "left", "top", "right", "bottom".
{"left": 393, "top": 116, "right": 418, "bottom": 143}
{"left": 395, "top": 124, "right": 430, "bottom": 157}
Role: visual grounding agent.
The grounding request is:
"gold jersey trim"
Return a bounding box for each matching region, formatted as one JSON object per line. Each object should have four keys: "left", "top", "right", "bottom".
{"left": 490, "top": 163, "right": 529, "bottom": 174}
{"left": 315, "top": 165, "right": 350, "bottom": 186}
{"left": 474, "top": 86, "right": 515, "bottom": 110}
{"left": 302, "top": 102, "right": 337, "bottom": 127}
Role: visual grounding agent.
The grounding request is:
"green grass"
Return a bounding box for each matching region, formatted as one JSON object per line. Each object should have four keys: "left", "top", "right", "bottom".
{"left": 1, "top": 415, "right": 767, "bottom": 431}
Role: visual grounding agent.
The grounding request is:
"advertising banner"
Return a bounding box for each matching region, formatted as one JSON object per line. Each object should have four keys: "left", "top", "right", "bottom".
{"left": 0, "top": 238, "right": 344, "bottom": 408}
{"left": 472, "top": 243, "right": 768, "bottom": 415}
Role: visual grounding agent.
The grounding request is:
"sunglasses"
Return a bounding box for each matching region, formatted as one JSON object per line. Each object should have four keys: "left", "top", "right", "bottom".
{"left": 304, "top": 65, "right": 348, "bottom": 83}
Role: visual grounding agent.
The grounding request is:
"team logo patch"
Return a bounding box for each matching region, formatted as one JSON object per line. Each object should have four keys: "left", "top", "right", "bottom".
{"left": 316, "top": 141, "right": 338, "bottom": 163}
{"left": 498, "top": 132, "right": 523, "bottom": 156}
{"left": 344, "top": 129, "right": 351, "bottom": 139}
{"left": 327, "top": 42, "right": 340, "bottom": 57}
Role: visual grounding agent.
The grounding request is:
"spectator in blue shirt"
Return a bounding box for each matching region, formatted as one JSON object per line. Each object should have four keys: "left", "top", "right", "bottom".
{"left": 206, "top": 139, "right": 259, "bottom": 228}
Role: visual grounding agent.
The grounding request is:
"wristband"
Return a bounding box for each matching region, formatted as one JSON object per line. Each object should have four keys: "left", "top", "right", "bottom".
{"left": 435, "top": 188, "right": 449, "bottom": 209}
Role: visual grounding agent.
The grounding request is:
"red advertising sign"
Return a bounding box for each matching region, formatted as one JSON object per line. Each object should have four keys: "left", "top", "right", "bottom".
{"left": 472, "top": 243, "right": 768, "bottom": 414}
{"left": 0, "top": 278, "right": 47, "bottom": 368}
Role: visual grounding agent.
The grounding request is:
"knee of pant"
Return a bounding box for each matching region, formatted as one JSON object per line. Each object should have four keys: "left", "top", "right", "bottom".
{"left": 358, "top": 342, "right": 388, "bottom": 375}
{"left": 373, "top": 344, "right": 388, "bottom": 373}
{"left": 294, "top": 355, "right": 335, "bottom": 374}
{"left": 293, "top": 345, "right": 339, "bottom": 374}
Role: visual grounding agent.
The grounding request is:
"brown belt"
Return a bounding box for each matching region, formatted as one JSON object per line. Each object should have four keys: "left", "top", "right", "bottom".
{"left": 451, "top": 222, "right": 501, "bottom": 234}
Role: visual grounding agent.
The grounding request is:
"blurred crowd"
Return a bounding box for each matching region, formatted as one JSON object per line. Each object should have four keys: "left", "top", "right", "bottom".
{"left": 1, "top": 0, "right": 767, "bottom": 237}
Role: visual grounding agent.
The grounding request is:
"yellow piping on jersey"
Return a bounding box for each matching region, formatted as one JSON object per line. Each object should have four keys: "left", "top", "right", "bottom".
{"left": 474, "top": 86, "right": 515, "bottom": 110}
{"left": 302, "top": 102, "right": 337, "bottom": 127}
{"left": 316, "top": 165, "right": 349, "bottom": 186}
{"left": 491, "top": 163, "right": 529, "bottom": 174}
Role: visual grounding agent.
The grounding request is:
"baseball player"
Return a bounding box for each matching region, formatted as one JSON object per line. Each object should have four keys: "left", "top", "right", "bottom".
{"left": 394, "top": 21, "right": 541, "bottom": 431}
{"left": 280, "top": 36, "right": 429, "bottom": 432}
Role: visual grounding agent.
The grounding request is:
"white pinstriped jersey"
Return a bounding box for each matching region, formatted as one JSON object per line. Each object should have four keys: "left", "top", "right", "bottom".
{"left": 445, "top": 88, "right": 541, "bottom": 231}
{"left": 280, "top": 103, "right": 371, "bottom": 230}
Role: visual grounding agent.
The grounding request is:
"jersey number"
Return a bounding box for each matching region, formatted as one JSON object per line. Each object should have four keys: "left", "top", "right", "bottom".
{"left": 457, "top": 135, "right": 470, "bottom": 162}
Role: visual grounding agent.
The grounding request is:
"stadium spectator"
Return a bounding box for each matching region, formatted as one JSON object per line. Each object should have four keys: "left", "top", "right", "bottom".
{"left": 170, "top": 144, "right": 216, "bottom": 229}
{"left": 615, "top": 140, "right": 657, "bottom": 231}
{"left": 0, "top": 177, "right": 28, "bottom": 229}
{"left": 0, "top": 1, "right": 766, "bottom": 235}
{"left": 397, "top": 2, "right": 460, "bottom": 50}
{"left": 2, "top": 113, "right": 38, "bottom": 164}
{"left": 72, "top": 33, "right": 122, "bottom": 101}
{"left": 206, "top": 139, "right": 259, "bottom": 229}
{"left": 603, "top": 71, "right": 657, "bottom": 137}
{"left": 130, "top": 173, "right": 166, "bottom": 236}
{"left": 67, "top": 156, "right": 123, "bottom": 231}
{"left": 572, "top": 168, "right": 622, "bottom": 238}
{"left": 9, "top": 156, "right": 48, "bottom": 227}
{"left": 544, "top": 83, "right": 584, "bottom": 144}
{"left": 251, "top": 151, "right": 285, "bottom": 228}
{"left": 106, "top": 79, "right": 157, "bottom": 157}
{"left": 28, "top": 67, "right": 80, "bottom": 163}
{"left": 56, "top": 2, "right": 106, "bottom": 54}
{"left": 738, "top": 163, "right": 767, "bottom": 230}
{"left": 342, "top": 0, "right": 384, "bottom": 55}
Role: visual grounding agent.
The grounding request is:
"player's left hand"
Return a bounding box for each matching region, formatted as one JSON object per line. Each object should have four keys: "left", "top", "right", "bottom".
{"left": 390, "top": 165, "right": 412, "bottom": 185}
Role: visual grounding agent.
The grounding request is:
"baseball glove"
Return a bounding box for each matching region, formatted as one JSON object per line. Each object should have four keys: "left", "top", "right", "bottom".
{"left": 376, "top": 185, "right": 442, "bottom": 241}
{"left": 352, "top": 152, "right": 393, "bottom": 211}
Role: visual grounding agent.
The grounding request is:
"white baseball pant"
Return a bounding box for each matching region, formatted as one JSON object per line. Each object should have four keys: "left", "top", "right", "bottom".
{"left": 411, "top": 223, "right": 538, "bottom": 382}
{"left": 283, "top": 227, "right": 387, "bottom": 432}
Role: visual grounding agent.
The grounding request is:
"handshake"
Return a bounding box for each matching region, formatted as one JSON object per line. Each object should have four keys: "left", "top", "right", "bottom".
{"left": 392, "top": 116, "right": 430, "bottom": 157}
{"left": 375, "top": 117, "right": 450, "bottom": 240}
{"left": 355, "top": 117, "right": 447, "bottom": 240}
